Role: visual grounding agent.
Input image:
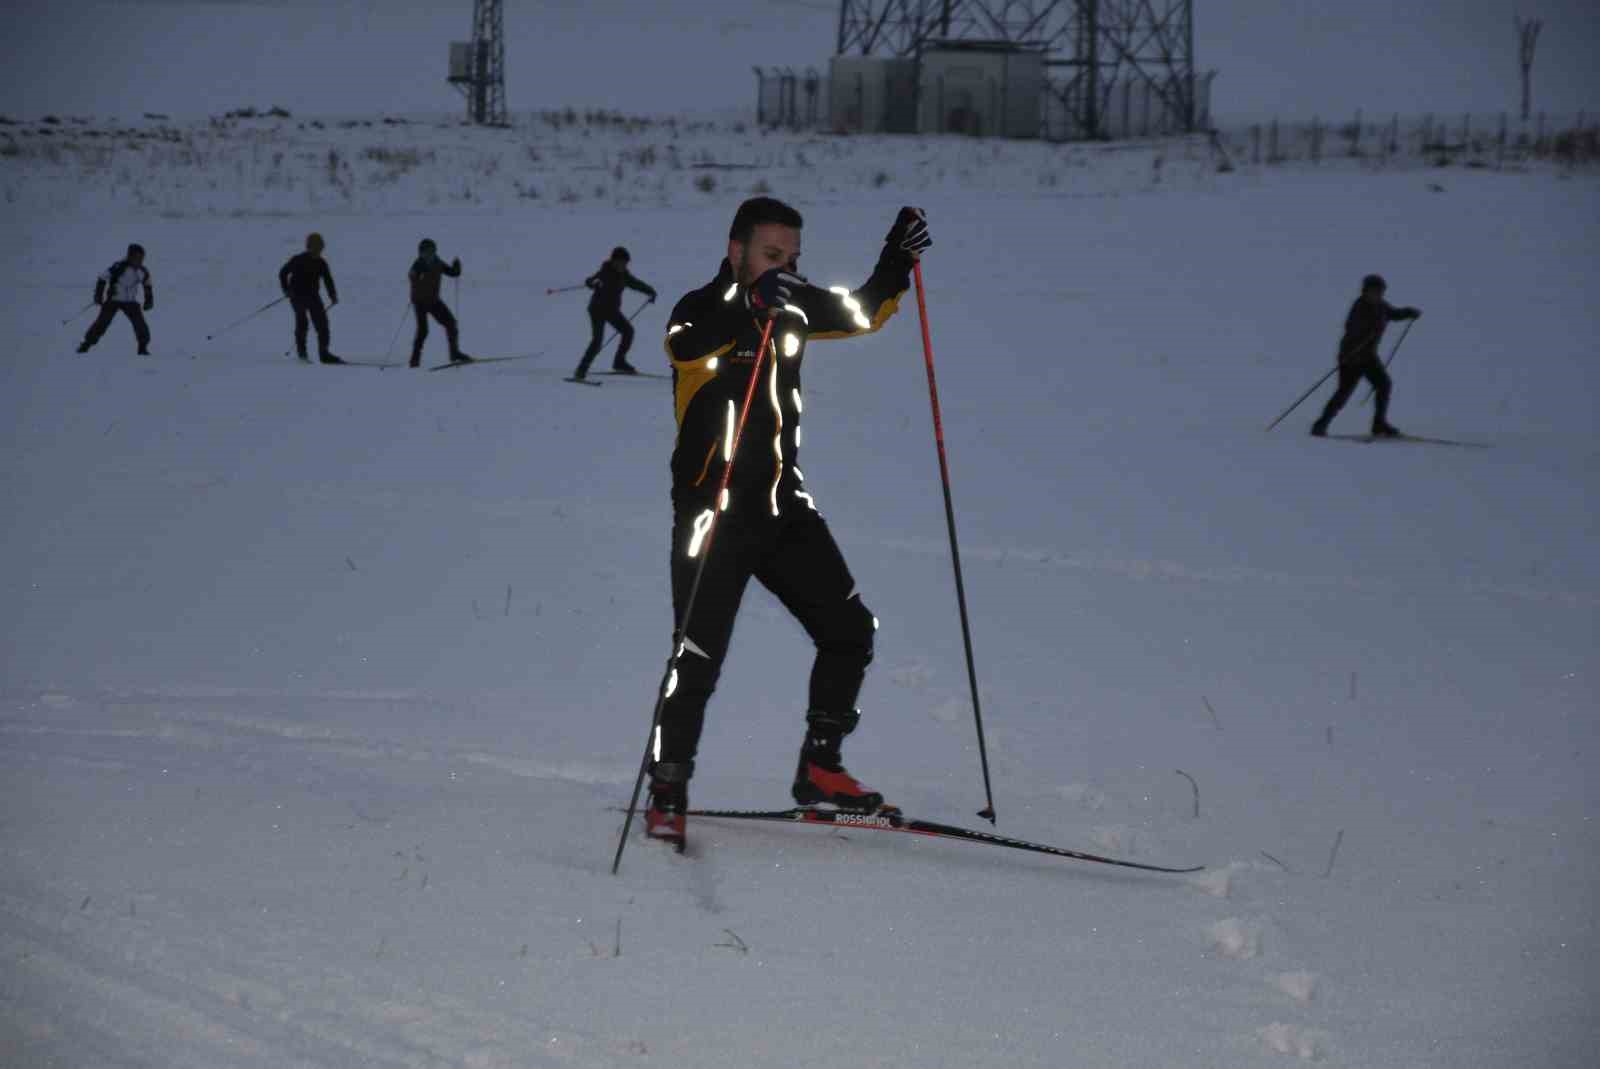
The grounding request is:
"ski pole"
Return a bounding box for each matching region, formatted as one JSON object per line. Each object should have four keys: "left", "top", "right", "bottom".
{"left": 1265, "top": 366, "right": 1339, "bottom": 432}
{"left": 60, "top": 301, "right": 97, "bottom": 327}
{"left": 1266, "top": 325, "right": 1386, "bottom": 432}
{"left": 546, "top": 283, "right": 587, "bottom": 295}
{"left": 384, "top": 300, "right": 410, "bottom": 362}
{"left": 206, "top": 296, "right": 287, "bottom": 341}
{"left": 1358, "top": 316, "right": 1418, "bottom": 406}
{"left": 591, "top": 298, "right": 652, "bottom": 360}
{"left": 612, "top": 315, "right": 778, "bottom": 875}
{"left": 913, "top": 261, "right": 998, "bottom": 825}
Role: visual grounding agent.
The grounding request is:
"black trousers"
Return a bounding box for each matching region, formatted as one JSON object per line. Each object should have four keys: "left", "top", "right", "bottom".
{"left": 655, "top": 502, "right": 876, "bottom": 768}
{"left": 83, "top": 302, "right": 149, "bottom": 349}
{"left": 1316, "top": 356, "right": 1392, "bottom": 430}
{"left": 290, "top": 296, "right": 331, "bottom": 357}
{"left": 411, "top": 299, "right": 459, "bottom": 360}
{"left": 576, "top": 305, "right": 633, "bottom": 374}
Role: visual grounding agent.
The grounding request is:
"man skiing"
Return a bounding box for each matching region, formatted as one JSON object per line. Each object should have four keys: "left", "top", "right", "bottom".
{"left": 573, "top": 246, "right": 656, "bottom": 379}
{"left": 408, "top": 238, "right": 469, "bottom": 367}
{"left": 278, "top": 232, "right": 342, "bottom": 364}
{"left": 77, "top": 243, "right": 153, "bottom": 355}
{"left": 643, "top": 197, "right": 933, "bottom": 848}
{"left": 1311, "top": 274, "right": 1421, "bottom": 438}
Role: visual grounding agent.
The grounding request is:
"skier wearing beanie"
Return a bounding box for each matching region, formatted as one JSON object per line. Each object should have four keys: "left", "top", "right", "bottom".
{"left": 77, "top": 243, "right": 154, "bottom": 355}
{"left": 573, "top": 245, "right": 656, "bottom": 379}
{"left": 408, "top": 238, "right": 469, "bottom": 367}
{"left": 277, "top": 232, "right": 342, "bottom": 364}
{"left": 1311, "top": 273, "right": 1421, "bottom": 438}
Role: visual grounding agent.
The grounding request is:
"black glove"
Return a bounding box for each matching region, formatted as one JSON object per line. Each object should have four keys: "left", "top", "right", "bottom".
{"left": 885, "top": 206, "right": 932, "bottom": 257}
{"left": 746, "top": 268, "right": 805, "bottom": 319}
{"left": 143, "top": 297, "right": 153, "bottom": 312}
{"left": 94, "top": 282, "right": 105, "bottom": 306}
{"left": 1397, "top": 306, "right": 1421, "bottom": 320}
{"left": 647, "top": 292, "right": 657, "bottom": 304}
{"left": 452, "top": 257, "right": 461, "bottom": 271}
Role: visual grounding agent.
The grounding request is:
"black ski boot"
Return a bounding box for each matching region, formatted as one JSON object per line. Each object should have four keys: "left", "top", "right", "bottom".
{"left": 644, "top": 761, "right": 691, "bottom": 851}
{"left": 449, "top": 351, "right": 474, "bottom": 364}
{"left": 611, "top": 362, "right": 639, "bottom": 375}
{"left": 319, "top": 353, "right": 345, "bottom": 365}
{"left": 1371, "top": 422, "right": 1402, "bottom": 438}
{"left": 1309, "top": 420, "right": 1328, "bottom": 438}
{"left": 76, "top": 341, "right": 92, "bottom": 354}
{"left": 792, "top": 710, "right": 885, "bottom": 812}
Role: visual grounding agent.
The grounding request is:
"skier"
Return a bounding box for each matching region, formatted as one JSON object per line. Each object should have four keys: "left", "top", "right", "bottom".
{"left": 77, "top": 243, "right": 153, "bottom": 355}
{"left": 1311, "top": 274, "right": 1421, "bottom": 438}
{"left": 572, "top": 246, "right": 656, "bottom": 379}
{"left": 642, "top": 197, "right": 933, "bottom": 847}
{"left": 408, "top": 238, "right": 470, "bottom": 367}
{"left": 278, "top": 232, "right": 343, "bottom": 364}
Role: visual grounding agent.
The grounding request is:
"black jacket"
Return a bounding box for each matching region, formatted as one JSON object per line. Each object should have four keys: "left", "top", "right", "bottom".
{"left": 409, "top": 255, "right": 461, "bottom": 304}
{"left": 587, "top": 261, "right": 656, "bottom": 312}
{"left": 279, "top": 252, "right": 338, "bottom": 303}
{"left": 1339, "top": 297, "right": 1416, "bottom": 365}
{"left": 664, "top": 248, "right": 913, "bottom": 514}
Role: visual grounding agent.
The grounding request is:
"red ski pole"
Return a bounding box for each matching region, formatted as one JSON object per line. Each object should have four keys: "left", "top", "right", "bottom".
{"left": 913, "top": 261, "right": 998, "bottom": 824}
{"left": 612, "top": 315, "right": 778, "bottom": 873}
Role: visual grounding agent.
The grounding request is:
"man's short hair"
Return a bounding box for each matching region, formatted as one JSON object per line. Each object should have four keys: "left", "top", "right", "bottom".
{"left": 729, "top": 197, "right": 803, "bottom": 243}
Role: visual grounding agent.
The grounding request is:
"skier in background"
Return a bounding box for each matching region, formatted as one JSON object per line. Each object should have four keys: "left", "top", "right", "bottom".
{"left": 408, "top": 238, "right": 470, "bottom": 367}
{"left": 77, "top": 243, "right": 153, "bottom": 355}
{"left": 640, "top": 197, "right": 932, "bottom": 849}
{"left": 572, "top": 246, "right": 656, "bottom": 379}
{"left": 278, "top": 232, "right": 343, "bottom": 364}
{"left": 1311, "top": 274, "right": 1421, "bottom": 438}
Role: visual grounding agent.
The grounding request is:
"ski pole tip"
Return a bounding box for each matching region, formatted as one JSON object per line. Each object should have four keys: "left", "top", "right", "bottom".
{"left": 977, "top": 806, "right": 996, "bottom": 825}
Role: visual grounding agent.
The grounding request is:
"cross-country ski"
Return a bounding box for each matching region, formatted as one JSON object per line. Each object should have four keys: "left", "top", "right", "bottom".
{"left": 686, "top": 806, "right": 1203, "bottom": 873}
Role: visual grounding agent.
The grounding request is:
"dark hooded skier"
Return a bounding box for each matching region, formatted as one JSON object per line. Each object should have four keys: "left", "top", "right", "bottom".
{"left": 278, "top": 232, "right": 343, "bottom": 364}
{"left": 1311, "top": 274, "right": 1421, "bottom": 438}
{"left": 408, "top": 238, "right": 470, "bottom": 367}
{"left": 77, "top": 244, "right": 153, "bottom": 355}
{"left": 642, "top": 197, "right": 933, "bottom": 848}
{"left": 572, "top": 246, "right": 656, "bottom": 379}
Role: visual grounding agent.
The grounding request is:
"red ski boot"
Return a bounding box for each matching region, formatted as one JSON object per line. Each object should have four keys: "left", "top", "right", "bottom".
{"left": 643, "top": 762, "right": 690, "bottom": 851}
{"left": 791, "top": 710, "right": 886, "bottom": 812}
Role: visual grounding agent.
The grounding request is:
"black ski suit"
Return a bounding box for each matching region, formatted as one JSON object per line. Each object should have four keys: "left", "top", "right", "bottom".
{"left": 577, "top": 261, "right": 656, "bottom": 374}
{"left": 1315, "top": 296, "right": 1419, "bottom": 432}
{"left": 81, "top": 259, "right": 153, "bottom": 353}
{"left": 408, "top": 254, "right": 463, "bottom": 364}
{"left": 278, "top": 252, "right": 339, "bottom": 359}
{"left": 652, "top": 246, "right": 914, "bottom": 769}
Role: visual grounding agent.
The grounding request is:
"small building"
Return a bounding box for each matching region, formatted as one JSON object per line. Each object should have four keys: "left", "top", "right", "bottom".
{"left": 917, "top": 40, "right": 1045, "bottom": 139}
{"left": 828, "top": 56, "right": 918, "bottom": 134}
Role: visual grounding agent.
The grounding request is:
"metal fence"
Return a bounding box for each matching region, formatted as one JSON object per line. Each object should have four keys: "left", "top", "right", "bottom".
{"left": 1214, "top": 111, "right": 1598, "bottom": 166}
{"left": 753, "top": 67, "right": 827, "bottom": 130}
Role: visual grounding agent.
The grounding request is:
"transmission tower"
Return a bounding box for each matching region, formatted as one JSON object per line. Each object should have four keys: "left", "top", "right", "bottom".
{"left": 835, "top": 0, "right": 1200, "bottom": 139}
{"left": 448, "top": 0, "right": 507, "bottom": 126}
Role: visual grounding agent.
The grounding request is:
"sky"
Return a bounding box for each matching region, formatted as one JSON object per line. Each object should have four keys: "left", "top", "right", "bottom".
{"left": 3, "top": 1, "right": 1597, "bottom": 125}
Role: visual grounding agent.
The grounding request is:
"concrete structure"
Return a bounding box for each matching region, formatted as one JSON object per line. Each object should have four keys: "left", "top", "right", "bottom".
{"left": 917, "top": 41, "right": 1044, "bottom": 138}
{"left": 828, "top": 57, "right": 918, "bottom": 134}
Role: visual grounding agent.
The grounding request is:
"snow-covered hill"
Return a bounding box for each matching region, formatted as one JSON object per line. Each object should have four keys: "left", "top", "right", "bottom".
{"left": 2, "top": 114, "right": 1596, "bottom": 1067}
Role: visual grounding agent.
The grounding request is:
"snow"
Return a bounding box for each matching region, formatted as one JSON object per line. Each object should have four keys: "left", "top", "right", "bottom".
{"left": 2, "top": 113, "right": 1597, "bottom": 1067}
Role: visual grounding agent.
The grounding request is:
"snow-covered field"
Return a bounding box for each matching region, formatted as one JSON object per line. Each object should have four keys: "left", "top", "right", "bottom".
{"left": 2, "top": 115, "right": 1596, "bottom": 1067}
